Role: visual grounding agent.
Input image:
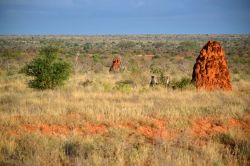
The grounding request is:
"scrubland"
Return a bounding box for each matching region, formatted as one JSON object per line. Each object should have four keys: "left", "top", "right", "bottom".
{"left": 0, "top": 35, "right": 250, "bottom": 166}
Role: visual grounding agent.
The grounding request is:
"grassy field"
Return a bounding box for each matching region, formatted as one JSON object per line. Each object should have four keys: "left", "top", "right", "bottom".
{"left": 0, "top": 35, "right": 250, "bottom": 166}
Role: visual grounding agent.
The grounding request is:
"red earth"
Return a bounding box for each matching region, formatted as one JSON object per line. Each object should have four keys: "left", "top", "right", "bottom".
{"left": 5, "top": 114, "right": 250, "bottom": 145}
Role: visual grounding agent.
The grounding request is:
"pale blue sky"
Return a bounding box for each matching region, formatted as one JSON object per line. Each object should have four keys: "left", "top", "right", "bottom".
{"left": 0, "top": 0, "right": 250, "bottom": 35}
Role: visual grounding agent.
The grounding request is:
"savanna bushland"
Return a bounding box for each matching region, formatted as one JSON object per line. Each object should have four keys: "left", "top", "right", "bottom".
{"left": 0, "top": 35, "right": 250, "bottom": 166}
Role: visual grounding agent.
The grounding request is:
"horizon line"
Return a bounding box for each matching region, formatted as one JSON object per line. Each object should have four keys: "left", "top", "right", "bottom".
{"left": 1, "top": 33, "right": 250, "bottom": 36}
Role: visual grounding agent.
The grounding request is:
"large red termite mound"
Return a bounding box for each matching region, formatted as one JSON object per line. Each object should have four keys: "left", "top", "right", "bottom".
{"left": 192, "top": 41, "right": 232, "bottom": 91}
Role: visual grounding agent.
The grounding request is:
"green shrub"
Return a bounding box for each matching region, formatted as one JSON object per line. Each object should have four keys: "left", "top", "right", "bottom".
{"left": 113, "top": 82, "right": 132, "bottom": 93}
{"left": 171, "top": 77, "right": 192, "bottom": 90}
{"left": 150, "top": 65, "right": 164, "bottom": 75}
{"left": 24, "top": 45, "right": 72, "bottom": 89}
{"left": 92, "top": 54, "right": 101, "bottom": 63}
{"left": 130, "top": 64, "right": 140, "bottom": 73}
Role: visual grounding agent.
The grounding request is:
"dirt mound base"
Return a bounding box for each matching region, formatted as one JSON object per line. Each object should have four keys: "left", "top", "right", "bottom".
{"left": 192, "top": 41, "right": 232, "bottom": 91}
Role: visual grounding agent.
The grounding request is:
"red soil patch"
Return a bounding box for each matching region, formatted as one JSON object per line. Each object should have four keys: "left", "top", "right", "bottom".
{"left": 136, "top": 126, "right": 173, "bottom": 140}
{"left": 192, "top": 41, "right": 232, "bottom": 91}
{"left": 191, "top": 118, "right": 227, "bottom": 137}
{"left": 84, "top": 124, "right": 107, "bottom": 135}
{"left": 138, "top": 118, "right": 176, "bottom": 140}
{"left": 21, "top": 123, "right": 107, "bottom": 136}
{"left": 5, "top": 114, "right": 250, "bottom": 144}
{"left": 17, "top": 119, "right": 174, "bottom": 140}
{"left": 22, "top": 124, "right": 81, "bottom": 136}
{"left": 190, "top": 116, "right": 250, "bottom": 146}
{"left": 118, "top": 118, "right": 176, "bottom": 141}
{"left": 244, "top": 114, "right": 250, "bottom": 119}
{"left": 191, "top": 115, "right": 250, "bottom": 138}
{"left": 228, "top": 118, "right": 250, "bottom": 132}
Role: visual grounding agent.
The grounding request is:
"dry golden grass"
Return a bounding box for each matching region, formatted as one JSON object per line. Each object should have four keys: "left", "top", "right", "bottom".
{"left": 0, "top": 73, "right": 250, "bottom": 166}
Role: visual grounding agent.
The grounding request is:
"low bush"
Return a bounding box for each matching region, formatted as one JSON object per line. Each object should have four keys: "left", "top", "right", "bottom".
{"left": 92, "top": 54, "right": 101, "bottom": 63}
{"left": 171, "top": 77, "right": 193, "bottom": 90}
{"left": 23, "top": 45, "right": 72, "bottom": 89}
{"left": 114, "top": 82, "right": 133, "bottom": 93}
